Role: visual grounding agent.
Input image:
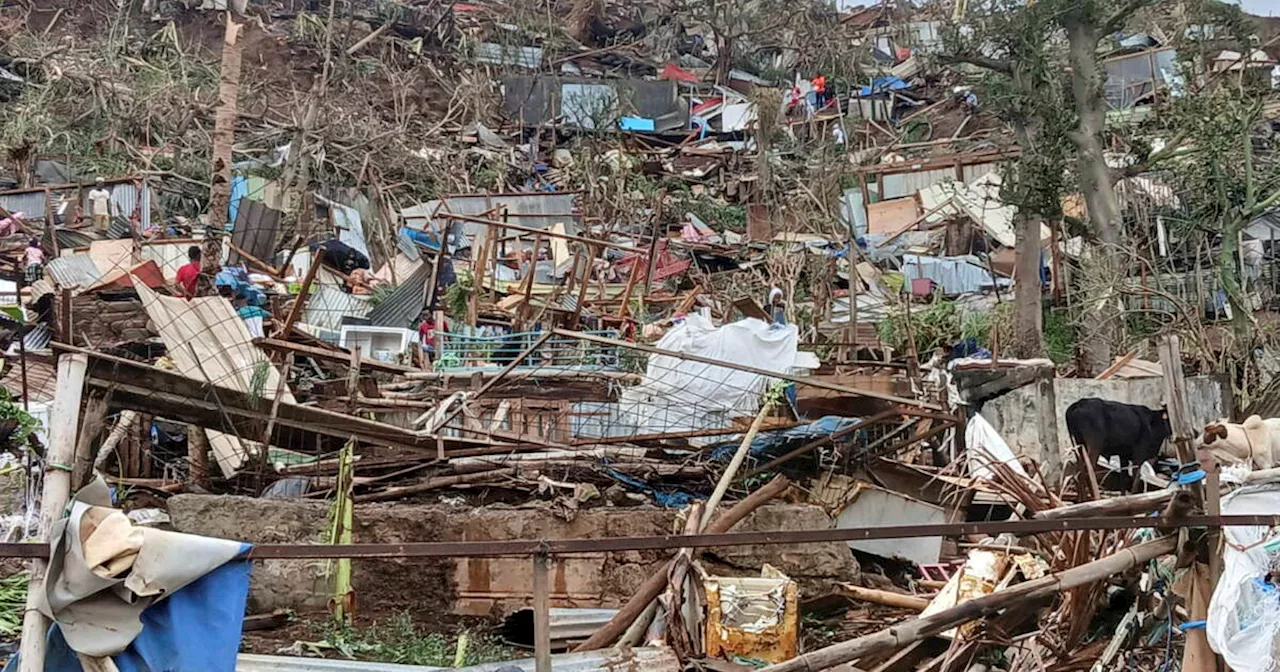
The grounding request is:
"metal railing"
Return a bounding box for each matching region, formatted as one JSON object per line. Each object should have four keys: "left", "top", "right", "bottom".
{"left": 435, "top": 329, "right": 621, "bottom": 371}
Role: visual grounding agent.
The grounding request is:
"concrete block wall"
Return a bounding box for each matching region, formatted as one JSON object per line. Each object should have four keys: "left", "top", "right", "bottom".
{"left": 981, "top": 375, "right": 1231, "bottom": 465}
{"left": 166, "top": 496, "right": 859, "bottom": 618}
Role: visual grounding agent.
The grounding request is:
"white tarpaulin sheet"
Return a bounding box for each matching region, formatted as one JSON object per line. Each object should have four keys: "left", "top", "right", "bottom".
{"left": 135, "top": 283, "right": 296, "bottom": 477}
{"left": 966, "top": 413, "right": 1029, "bottom": 480}
{"left": 1207, "top": 484, "right": 1280, "bottom": 672}
{"left": 618, "top": 314, "right": 802, "bottom": 435}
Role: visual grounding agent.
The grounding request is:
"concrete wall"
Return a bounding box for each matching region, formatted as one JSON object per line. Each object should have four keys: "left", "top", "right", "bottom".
{"left": 981, "top": 375, "right": 1231, "bottom": 462}
{"left": 166, "top": 496, "right": 859, "bottom": 618}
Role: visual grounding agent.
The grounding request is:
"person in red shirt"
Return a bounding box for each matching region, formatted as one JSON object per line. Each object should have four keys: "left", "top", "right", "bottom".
{"left": 175, "top": 245, "right": 202, "bottom": 299}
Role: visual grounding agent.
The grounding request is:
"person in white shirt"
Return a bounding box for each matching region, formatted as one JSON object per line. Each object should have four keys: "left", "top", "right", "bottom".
{"left": 87, "top": 178, "right": 112, "bottom": 231}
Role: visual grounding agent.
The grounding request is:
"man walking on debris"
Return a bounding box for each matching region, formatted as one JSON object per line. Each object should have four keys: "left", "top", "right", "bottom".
{"left": 175, "top": 245, "right": 201, "bottom": 299}
{"left": 88, "top": 178, "right": 112, "bottom": 232}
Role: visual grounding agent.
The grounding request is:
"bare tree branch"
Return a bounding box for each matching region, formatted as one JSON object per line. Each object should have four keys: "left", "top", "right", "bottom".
{"left": 1100, "top": 0, "right": 1156, "bottom": 38}
{"left": 1109, "top": 130, "right": 1195, "bottom": 181}
{"left": 939, "top": 52, "right": 1013, "bottom": 75}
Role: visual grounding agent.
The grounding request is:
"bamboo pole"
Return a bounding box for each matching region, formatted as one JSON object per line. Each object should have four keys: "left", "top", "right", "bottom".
{"left": 699, "top": 399, "right": 776, "bottom": 530}
{"left": 574, "top": 475, "right": 792, "bottom": 652}
{"left": 837, "top": 584, "right": 929, "bottom": 611}
{"left": 759, "top": 536, "right": 1177, "bottom": 672}
{"left": 1031, "top": 489, "right": 1182, "bottom": 521}
{"left": 19, "top": 353, "right": 88, "bottom": 672}
{"left": 93, "top": 410, "right": 139, "bottom": 471}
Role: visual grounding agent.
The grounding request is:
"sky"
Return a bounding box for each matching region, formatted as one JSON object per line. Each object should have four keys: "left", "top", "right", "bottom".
{"left": 1235, "top": 0, "right": 1280, "bottom": 17}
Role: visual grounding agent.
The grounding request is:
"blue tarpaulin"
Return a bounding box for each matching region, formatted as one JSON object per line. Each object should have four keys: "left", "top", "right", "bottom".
{"left": 606, "top": 470, "right": 702, "bottom": 508}
{"left": 619, "top": 116, "right": 656, "bottom": 132}
{"left": 857, "top": 77, "right": 908, "bottom": 97}
{"left": 5, "top": 545, "right": 252, "bottom": 672}
{"left": 227, "top": 175, "right": 248, "bottom": 229}
{"left": 710, "top": 415, "right": 864, "bottom": 461}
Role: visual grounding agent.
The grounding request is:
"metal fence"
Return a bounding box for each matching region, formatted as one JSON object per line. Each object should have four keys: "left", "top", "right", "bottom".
{"left": 435, "top": 329, "right": 621, "bottom": 371}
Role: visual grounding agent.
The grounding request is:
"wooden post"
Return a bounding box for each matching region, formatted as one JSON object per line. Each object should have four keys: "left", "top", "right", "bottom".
{"left": 533, "top": 553, "right": 552, "bottom": 672}
{"left": 71, "top": 393, "right": 109, "bottom": 491}
{"left": 346, "top": 346, "right": 362, "bottom": 414}
{"left": 59, "top": 288, "right": 73, "bottom": 345}
{"left": 187, "top": 426, "right": 212, "bottom": 490}
{"left": 569, "top": 244, "right": 595, "bottom": 330}
{"left": 516, "top": 234, "right": 542, "bottom": 329}
{"left": 275, "top": 247, "right": 324, "bottom": 338}
{"left": 1158, "top": 336, "right": 1203, "bottom": 504}
{"left": 1036, "top": 366, "right": 1062, "bottom": 482}
{"left": 643, "top": 193, "right": 663, "bottom": 297}
{"left": 19, "top": 353, "right": 88, "bottom": 672}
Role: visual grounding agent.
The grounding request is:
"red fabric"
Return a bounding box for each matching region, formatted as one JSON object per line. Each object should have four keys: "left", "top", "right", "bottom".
{"left": 175, "top": 262, "right": 200, "bottom": 299}
{"left": 660, "top": 63, "right": 700, "bottom": 84}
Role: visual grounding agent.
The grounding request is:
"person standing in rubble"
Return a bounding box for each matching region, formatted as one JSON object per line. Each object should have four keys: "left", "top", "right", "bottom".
{"left": 175, "top": 245, "right": 202, "bottom": 299}
{"left": 87, "top": 178, "right": 113, "bottom": 232}
{"left": 812, "top": 74, "right": 828, "bottom": 110}
{"left": 24, "top": 238, "right": 44, "bottom": 284}
{"left": 769, "top": 287, "right": 787, "bottom": 326}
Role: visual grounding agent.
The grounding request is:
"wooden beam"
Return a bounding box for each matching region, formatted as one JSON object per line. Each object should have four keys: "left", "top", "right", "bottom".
{"left": 443, "top": 212, "right": 646, "bottom": 255}
{"left": 51, "top": 343, "right": 516, "bottom": 456}
{"left": 255, "top": 338, "right": 419, "bottom": 374}
{"left": 274, "top": 246, "right": 324, "bottom": 338}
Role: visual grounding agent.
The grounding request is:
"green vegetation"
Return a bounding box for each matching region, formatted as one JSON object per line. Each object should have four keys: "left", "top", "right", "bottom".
{"left": 875, "top": 300, "right": 1009, "bottom": 356}
{"left": 1042, "top": 307, "right": 1078, "bottom": 366}
{"left": 0, "top": 389, "right": 40, "bottom": 447}
{"left": 0, "top": 573, "right": 28, "bottom": 638}
{"left": 302, "top": 613, "right": 513, "bottom": 666}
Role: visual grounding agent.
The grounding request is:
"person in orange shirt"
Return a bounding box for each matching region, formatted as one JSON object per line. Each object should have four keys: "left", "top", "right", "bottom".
{"left": 812, "top": 74, "right": 827, "bottom": 108}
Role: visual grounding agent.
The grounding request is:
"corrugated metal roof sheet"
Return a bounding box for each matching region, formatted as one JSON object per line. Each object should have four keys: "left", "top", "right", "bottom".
{"left": 397, "top": 231, "right": 422, "bottom": 261}
{"left": 46, "top": 253, "right": 103, "bottom": 289}
{"left": 55, "top": 228, "right": 96, "bottom": 250}
{"left": 22, "top": 324, "right": 51, "bottom": 351}
{"left": 229, "top": 199, "right": 283, "bottom": 266}
{"left": 475, "top": 42, "right": 543, "bottom": 68}
{"left": 302, "top": 285, "right": 374, "bottom": 332}
{"left": 0, "top": 356, "right": 57, "bottom": 402}
{"left": 401, "top": 192, "right": 580, "bottom": 249}
{"left": 0, "top": 192, "right": 47, "bottom": 221}
{"left": 366, "top": 262, "right": 430, "bottom": 329}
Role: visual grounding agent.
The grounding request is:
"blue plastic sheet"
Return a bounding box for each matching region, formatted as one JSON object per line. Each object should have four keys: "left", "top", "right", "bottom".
{"left": 618, "top": 117, "right": 656, "bottom": 132}
{"left": 227, "top": 175, "right": 248, "bottom": 229}
{"left": 857, "top": 76, "right": 908, "bottom": 97}
{"left": 606, "top": 470, "right": 702, "bottom": 508}
{"left": 710, "top": 415, "right": 864, "bottom": 462}
{"left": 5, "top": 544, "right": 253, "bottom": 672}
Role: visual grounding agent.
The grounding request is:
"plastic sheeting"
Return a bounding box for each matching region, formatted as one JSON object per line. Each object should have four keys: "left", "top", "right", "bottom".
{"left": 618, "top": 314, "right": 802, "bottom": 435}
{"left": 710, "top": 415, "right": 862, "bottom": 461}
{"left": 965, "top": 413, "right": 1029, "bottom": 480}
{"left": 1207, "top": 484, "right": 1280, "bottom": 672}
{"left": 901, "top": 254, "right": 1011, "bottom": 295}
{"left": 3, "top": 478, "right": 251, "bottom": 672}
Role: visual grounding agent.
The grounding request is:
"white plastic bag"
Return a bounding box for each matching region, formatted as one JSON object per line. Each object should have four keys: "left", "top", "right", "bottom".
{"left": 1207, "top": 485, "right": 1280, "bottom": 672}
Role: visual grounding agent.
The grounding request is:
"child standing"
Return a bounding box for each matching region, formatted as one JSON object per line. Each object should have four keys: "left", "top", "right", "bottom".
{"left": 24, "top": 238, "right": 44, "bottom": 284}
